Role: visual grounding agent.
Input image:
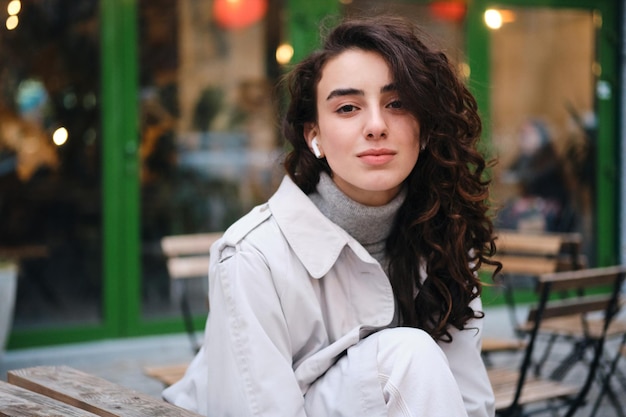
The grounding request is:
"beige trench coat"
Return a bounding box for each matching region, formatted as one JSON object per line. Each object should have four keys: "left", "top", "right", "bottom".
{"left": 163, "top": 175, "right": 495, "bottom": 417}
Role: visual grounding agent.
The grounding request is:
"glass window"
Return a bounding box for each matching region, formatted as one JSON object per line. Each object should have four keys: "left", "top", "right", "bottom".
{"left": 0, "top": 0, "right": 102, "bottom": 329}
{"left": 139, "top": 0, "right": 282, "bottom": 319}
{"left": 488, "top": 7, "right": 596, "bottom": 259}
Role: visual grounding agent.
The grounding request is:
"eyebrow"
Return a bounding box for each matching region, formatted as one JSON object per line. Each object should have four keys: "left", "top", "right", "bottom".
{"left": 325, "top": 83, "right": 397, "bottom": 100}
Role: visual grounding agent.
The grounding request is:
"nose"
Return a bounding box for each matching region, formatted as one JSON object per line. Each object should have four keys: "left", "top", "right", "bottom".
{"left": 364, "top": 108, "right": 388, "bottom": 140}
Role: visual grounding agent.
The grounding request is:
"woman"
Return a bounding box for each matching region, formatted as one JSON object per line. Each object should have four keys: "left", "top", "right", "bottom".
{"left": 163, "top": 16, "right": 500, "bottom": 417}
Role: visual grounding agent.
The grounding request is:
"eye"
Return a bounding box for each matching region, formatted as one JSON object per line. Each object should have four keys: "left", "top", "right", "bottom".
{"left": 387, "top": 99, "right": 403, "bottom": 109}
{"left": 336, "top": 104, "right": 358, "bottom": 114}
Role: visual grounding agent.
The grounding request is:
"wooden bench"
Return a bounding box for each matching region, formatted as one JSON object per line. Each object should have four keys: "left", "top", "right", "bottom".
{"left": 1, "top": 365, "right": 203, "bottom": 416}
{"left": 162, "top": 232, "right": 222, "bottom": 352}
{"left": 162, "top": 233, "right": 222, "bottom": 280}
{"left": 482, "top": 230, "right": 583, "bottom": 359}
{"left": 488, "top": 265, "right": 626, "bottom": 416}
{"left": 482, "top": 337, "right": 526, "bottom": 354}
{"left": 0, "top": 245, "right": 49, "bottom": 260}
{"left": 145, "top": 232, "right": 221, "bottom": 387}
{"left": 144, "top": 363, "right": 190, "bottom": 387}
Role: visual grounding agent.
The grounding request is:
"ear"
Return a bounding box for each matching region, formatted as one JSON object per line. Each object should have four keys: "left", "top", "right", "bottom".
{"left": 303, "top": 122, "right": 318, "bottom": 146}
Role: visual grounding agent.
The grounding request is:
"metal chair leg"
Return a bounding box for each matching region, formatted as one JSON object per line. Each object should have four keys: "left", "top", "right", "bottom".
{"left": 180, "top": 283, "right": 201, "bottom": 354}
{"left": 589, "top": 333, "right": 626, "bottom": 417}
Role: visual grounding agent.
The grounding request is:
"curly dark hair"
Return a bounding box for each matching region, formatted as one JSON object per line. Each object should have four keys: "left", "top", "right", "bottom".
{"left": 281, "top": 16, "right": 501, "bottom": 342}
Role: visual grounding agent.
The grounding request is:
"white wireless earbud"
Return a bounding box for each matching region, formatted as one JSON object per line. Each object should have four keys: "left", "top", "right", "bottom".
{"left": 311, "top": 137, "right": 323, "bottom": 158}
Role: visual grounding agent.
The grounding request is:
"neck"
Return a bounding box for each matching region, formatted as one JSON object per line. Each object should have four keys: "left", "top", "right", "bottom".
{"left": 308, "top": 172, "right": 406, "bottom": 265}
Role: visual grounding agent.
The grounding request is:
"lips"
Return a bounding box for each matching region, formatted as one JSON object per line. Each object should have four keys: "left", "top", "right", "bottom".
{"left": 357, "top": 148, "right": 396, "bottom": 165}
{"left": 357, "top": 148, "right": 395, "bottom": 157}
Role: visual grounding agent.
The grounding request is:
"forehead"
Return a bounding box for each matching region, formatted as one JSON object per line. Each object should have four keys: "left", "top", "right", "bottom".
{"left": 317, "top": 49, "right": 393, "bottom": 95}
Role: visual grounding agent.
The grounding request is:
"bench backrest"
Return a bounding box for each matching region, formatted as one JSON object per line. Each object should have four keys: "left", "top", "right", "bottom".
{"left": 494, "top": 230, "right": 584, "bottom": 276}
{"left": 160, "top": 232, "right": 223, "bottom": 353}
{"left": 161, "top": 232, "right": 222, "bottom": 279}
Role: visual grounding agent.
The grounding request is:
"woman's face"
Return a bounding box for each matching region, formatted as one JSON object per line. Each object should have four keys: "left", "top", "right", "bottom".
{"left": 305, "top": 49, "right": 421, "bottom": 206}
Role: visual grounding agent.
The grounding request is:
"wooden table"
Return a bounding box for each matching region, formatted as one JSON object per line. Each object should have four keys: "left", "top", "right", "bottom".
{"left": 0, "top": 365, "right": 203, "bottom": 416}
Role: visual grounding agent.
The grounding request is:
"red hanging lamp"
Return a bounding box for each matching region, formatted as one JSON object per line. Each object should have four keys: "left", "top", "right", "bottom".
{"left": 213, "top": 0, "right": 268, "bottom": 30}
{"left": 429, "top": 1, "right": 467, "bottom": 22}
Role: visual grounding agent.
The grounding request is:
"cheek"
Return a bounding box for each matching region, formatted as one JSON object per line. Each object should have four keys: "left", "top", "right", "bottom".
{"left": 397, "top": 117, "right": 421, "bottom": 145}
{"left": 319, "top": 126, "right": 353, "bottom": 154}
{"left": 406, "top": 148, "right": 420, "bottom": 170}
{"left": 404, "top": 135, "right": 421, "bottom": 168}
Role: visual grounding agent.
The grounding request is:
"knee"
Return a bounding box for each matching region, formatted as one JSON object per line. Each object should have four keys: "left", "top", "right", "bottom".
{"left": 376, "top": 327, "right": 446, "bottom": 363}
{"left": 378, "top": 327, "right": 436, "bottom": 348}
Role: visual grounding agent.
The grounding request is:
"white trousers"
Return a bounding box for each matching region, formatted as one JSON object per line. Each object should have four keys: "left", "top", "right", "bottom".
{"left": 304, "top": 327, "right": 468, "bottom": 417}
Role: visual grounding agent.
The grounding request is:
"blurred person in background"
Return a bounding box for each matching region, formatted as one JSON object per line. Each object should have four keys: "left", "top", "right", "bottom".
{"left": 497, "top": 119, "right": 573, "bottom": 233}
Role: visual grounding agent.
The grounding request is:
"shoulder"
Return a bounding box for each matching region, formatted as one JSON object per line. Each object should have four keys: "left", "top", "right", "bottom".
{"left": 214, "top": 175, "right": 311, "bottom": 260}
{"left": 213, "top": 201, "right": 289, "bottom": 265}
{"left": 218, "top": 175, "right": 298, "bottom": 249}
{"left": 221, "top": 203, "right": 273, "bottom": 247}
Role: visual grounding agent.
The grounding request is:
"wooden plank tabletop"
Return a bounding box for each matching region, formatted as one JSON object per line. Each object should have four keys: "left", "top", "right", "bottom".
{"left": 7, "top": 366, "right": 203, "bottom": 417}
{"left": 0, "top": 380, "right": 98, "bottom": 416}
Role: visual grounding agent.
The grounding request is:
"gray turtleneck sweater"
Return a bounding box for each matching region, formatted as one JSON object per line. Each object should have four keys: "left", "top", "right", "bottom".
{"left": 308, "top": 172, "right": 406, "bottom": 268}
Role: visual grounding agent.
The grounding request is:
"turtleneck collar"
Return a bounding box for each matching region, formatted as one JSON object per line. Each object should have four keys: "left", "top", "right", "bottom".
{"left": 308, "top": 172, "right": 406, "bottom": 265}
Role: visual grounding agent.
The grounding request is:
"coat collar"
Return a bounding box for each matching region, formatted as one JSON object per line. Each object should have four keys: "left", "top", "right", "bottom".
{"left": 268, "top": 175, "right": 376, "bottom": 279}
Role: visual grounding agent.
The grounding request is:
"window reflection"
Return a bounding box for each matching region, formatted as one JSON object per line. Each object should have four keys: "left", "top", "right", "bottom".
{"left": 139, "top": 0, "right": 282, "bottom": 318}
{"left": 0, "top": 0, "right": 102, "bottom": 328}
{"left": 489, "top": 8, "right": 596, "bottom": 261}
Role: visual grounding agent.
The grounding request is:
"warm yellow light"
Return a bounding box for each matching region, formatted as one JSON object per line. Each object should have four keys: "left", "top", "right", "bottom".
{"left": 7, "top": 0, "right": 21, "bottom": 16}
{"left": 459, "top": 62, "right": 470, "bottom": 80}
{"left": 52, "top": 127, "right": 69, "bottom": 146}
{"left": 500, "top": 10, "right": 516, "bottom": 23}
{"left": 484, "top": 9, "right": 503, "bottom": 29}
{"left": 6, "top": 15, "right": 18, "bottom": 30}
{"left": 276, "top": 43, "right": 294, "bottom": 65}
